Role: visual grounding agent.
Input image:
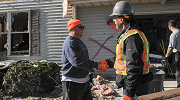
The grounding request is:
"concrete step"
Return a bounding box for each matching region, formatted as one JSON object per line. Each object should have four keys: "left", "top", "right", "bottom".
{"left": 163, "top": 77, "right": 177, "bottom": 91}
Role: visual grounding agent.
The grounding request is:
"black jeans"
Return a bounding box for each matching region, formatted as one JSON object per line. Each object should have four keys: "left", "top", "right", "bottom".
{"left": 62, "top": 81, "right": 93, "bottom": 100}
{"left": 174, "top": 52, "right": 180, "bottom": 88}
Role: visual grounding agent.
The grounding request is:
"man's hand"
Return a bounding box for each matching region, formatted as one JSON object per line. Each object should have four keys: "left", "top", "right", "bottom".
{"left": 98, "top": 63, "right": 109, "bottom": 73}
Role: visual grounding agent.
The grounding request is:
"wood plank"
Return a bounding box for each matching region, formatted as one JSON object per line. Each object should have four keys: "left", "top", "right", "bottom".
{"left": 136, "top": 88, "right": 180, "bottom": 100}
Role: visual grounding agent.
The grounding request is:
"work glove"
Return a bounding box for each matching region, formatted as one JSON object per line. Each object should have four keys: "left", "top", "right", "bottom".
{"left": 162, "top": 56, "right": 169, "bottom": 66}
{"left": 97, "top": 61, "right": 109, "bottom": 73}
{"left": 162, "top": 56, "right": 168, "bottom": 61}
{"left": 100, "top": 60, "right": 108, "bottom": 65}
{"left": 123, "top": 95, "right": 133, "bottom": 100}
{"left": 100, "top": 58, "right": 115, "bottom": 68}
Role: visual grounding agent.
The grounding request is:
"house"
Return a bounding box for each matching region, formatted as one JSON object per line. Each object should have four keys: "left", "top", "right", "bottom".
{"left": 0, "top": 0, "right": 72, "bottom": 63}
{"left": 0, "top": 0, "right": 180, "bottom": 68}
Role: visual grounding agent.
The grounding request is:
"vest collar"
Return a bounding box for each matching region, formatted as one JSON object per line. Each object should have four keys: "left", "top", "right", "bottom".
{"left": 116, "top": 24, "right": 130, "bottom": 44}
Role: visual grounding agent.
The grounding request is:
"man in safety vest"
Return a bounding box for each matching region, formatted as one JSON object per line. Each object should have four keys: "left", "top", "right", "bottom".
{"left": 101, "top": 1, "right": 153, "bottom": 100}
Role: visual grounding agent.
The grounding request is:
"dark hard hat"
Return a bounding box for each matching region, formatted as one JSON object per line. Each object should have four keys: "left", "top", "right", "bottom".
{"left": 110, "top": 1, "right": 134, "bottom": 16}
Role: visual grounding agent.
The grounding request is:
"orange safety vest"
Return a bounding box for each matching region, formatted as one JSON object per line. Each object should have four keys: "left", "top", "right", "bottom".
{"left": 114, "top": 29, "right": 149, "bottom": 75}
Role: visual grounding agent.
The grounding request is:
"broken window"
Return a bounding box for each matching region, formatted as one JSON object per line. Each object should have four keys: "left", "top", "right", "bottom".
{"left": 0, "top": 10, "right": 40, "bottom": 56}
{"left": 11, "top": 12, "right": 29, "bottom": 55}
{"left": 11, "top": 12, "right": 28, "bottom": 32}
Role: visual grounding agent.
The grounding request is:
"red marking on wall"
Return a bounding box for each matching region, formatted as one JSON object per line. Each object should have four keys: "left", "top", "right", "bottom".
{"left": 89, "top": 35, "right": 116, "bottom": 59}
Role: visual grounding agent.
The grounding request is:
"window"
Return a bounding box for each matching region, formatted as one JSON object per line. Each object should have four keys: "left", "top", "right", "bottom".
{"left": 0, "top": 9, "right": 40, "bottom": 56}
{"left": 11, "top": 12, "right": 29, "bottom": 55}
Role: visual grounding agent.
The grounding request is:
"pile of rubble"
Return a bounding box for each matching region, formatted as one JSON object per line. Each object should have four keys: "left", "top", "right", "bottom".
{"left": 91, "top": 75, "right": 119, "bottom": 100}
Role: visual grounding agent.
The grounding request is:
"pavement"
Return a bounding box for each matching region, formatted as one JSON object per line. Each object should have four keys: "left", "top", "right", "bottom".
{"left": 163, "top": 75, "right": 177, "bottom": 91}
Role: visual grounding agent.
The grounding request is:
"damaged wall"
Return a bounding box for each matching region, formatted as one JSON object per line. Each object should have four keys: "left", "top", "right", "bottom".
{"left": 0, "top": 0, "right": 72, "bottom": 63}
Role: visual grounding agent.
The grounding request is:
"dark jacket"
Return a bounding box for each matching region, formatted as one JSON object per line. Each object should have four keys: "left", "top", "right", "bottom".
{"left": 105, "top": 27, "right": 153, "bottom": 97}
{"left": 61, "top": 35, "right": 98, "bottom": 78}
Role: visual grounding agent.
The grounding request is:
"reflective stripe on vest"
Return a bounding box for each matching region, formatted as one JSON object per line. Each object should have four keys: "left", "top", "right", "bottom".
{"left": 114, "top": 29, "right": 149, "bottom": 75}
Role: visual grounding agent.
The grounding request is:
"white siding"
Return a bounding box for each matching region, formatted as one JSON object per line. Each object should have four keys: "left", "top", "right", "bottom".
{"left": 77, "top": 6, "right": 118, "bottom": 77}
{"left": 77, "top": 6, "right": 118, "bottom": 62}
{"left": 0, "top": 0, "right": 72, "bottom": 63}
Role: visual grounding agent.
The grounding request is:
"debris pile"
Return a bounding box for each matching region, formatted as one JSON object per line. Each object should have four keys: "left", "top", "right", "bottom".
{"left": 2, "top": 60, "right": 61, "bottom": 97}
{"left": 91, "top": 75, "right": 118, "bottom": 100}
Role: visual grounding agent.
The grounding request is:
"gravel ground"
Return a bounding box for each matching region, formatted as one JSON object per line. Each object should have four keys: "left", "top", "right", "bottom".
{"left": 1, "top": 77, "right": 123, "bottom": 100}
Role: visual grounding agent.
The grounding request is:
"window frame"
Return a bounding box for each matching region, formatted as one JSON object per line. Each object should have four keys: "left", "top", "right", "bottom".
{"left": 5, "top": 10, "right": 30, "bottom": 56}
{"left": 0, "top": 9, "right": 40, "bottom": 57}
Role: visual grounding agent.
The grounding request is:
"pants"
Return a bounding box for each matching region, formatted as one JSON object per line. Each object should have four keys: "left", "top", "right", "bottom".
{"left": 174, "top": 52, "right": 180, "bottom": 88}
{"left": 62, "top": 81, "right": 93, "bottom": 100}
{"left": 123, "top": 82, "right": 150, "bottom": 99}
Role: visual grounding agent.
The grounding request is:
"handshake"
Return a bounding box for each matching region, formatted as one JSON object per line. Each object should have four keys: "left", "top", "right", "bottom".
{"left": 96, "top": 60, "right": 109, "bottom": 73}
